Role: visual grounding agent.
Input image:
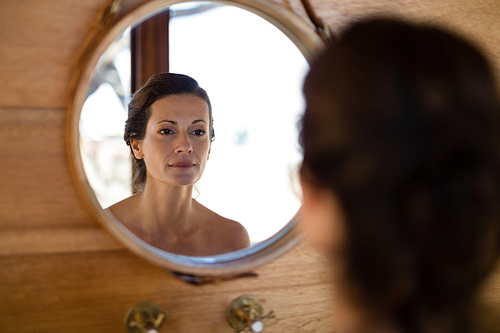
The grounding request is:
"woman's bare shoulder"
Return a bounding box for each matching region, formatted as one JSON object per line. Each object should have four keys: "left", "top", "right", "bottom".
{"left": 213, "top": 216, "right": 251, "bottom": 251}
{"left": 193, "top": 200, "right": 251, "bottom": 249}
{"left": 220, "top": 216, "right": 251, "bottom": 247}
{"left": 105, "top": 194, "right": 140, "bottom": 223}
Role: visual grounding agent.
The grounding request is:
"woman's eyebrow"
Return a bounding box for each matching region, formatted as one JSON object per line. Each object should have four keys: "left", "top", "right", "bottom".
{"left": 158, "top": 119, "right": 177, "bottom": 125}
{"left": 156, "top": 119, "right": 206, "bottom": 125}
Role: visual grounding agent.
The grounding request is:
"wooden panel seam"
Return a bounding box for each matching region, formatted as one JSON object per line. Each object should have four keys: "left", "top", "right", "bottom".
{"left": 0, "top": 227, "right": 124, "bottom": 256}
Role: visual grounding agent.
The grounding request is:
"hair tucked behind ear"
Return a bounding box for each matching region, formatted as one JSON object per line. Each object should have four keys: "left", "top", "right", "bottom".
{"left": 301, "top": 19, "right": 500, "bottom": 332}
{"left": 124, "top": 73, "right": 214, "bottom": 194}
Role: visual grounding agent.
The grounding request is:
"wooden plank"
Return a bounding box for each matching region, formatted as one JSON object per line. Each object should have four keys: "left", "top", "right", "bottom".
{"left": 0, "top": 228, "right": 122, "bottom": 256}
{"left": 0, "top": 0, "right": 109, "bottom": 108}
{"left": 0, "top": 108, "right": 94, "bottom": 229}
{"left": 310, "top": 0, "right": 500, "bottom": 82}
{"left": 1, "top": 236, "right": 500, "bottom": 332}
{"left": 1, "top": 0, "right": 498, "bottom": 108}
{"left": 0, "top": 242, "right": 336, "bottom": 333}
{"left": 0, "top": 237, "right": 498, "bottom": 332}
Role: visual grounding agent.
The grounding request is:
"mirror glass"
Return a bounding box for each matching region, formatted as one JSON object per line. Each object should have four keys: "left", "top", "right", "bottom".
{"left": 80, "top": 1, "right": 308, "bottom": 254}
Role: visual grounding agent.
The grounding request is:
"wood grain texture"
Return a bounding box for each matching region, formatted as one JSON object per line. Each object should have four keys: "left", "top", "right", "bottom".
{"left": 292, "top": 0, "right": 500, "bottom": 84}
{"left": 0, "top": 228, "right": 122, "bottom": 256}
{"left": 0, "top": 108, "right": 94, "bottom": 229}
{"left": 0, "top": 0, "right": 109, "bottom": 108}
{"left": 0, "top": 242, "right": 336, "bottom": 333}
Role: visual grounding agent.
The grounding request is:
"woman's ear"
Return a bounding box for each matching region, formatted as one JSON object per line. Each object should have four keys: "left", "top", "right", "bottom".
{"left": 130, "top": 137, "right": 144, "bottom": 160}
{"left": 300, "top": 175, "right": 346, "bottom": 251}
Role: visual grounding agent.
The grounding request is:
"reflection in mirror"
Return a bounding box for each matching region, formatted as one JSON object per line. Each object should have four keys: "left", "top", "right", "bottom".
{"left": 107, "top": 73, "right": 252, "bottom": 256}
{"left": 79, "top": 2, "right": 308, "bottom": 255}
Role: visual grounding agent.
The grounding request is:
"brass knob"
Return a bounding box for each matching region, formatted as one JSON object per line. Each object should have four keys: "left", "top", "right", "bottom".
{"left": 125, "top": 301, "right": 166, "bottom": 333}
{"left": 227, "top": 295, "right": 276, "bottom": 333}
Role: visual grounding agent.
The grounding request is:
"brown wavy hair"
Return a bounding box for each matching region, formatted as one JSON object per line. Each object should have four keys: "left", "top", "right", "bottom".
{"left": 300, "top": 19, "right": 500, "bottom": 332}
{"left": 124, "top": 73, "right": 214, "bottom": 194}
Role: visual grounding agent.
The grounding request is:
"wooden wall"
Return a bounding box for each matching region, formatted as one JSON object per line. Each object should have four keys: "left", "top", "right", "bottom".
{"left": 0, "top": 0, "right": 499, "bottom": 332}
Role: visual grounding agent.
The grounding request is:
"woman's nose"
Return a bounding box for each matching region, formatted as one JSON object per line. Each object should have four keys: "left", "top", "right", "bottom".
{"left": 175, "top": 134, "right": 193, "bottom": 154}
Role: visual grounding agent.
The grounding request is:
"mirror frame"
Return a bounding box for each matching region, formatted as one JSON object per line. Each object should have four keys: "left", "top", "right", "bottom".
{"left": 67, "top": 0, "right": 325, "bottom": 276}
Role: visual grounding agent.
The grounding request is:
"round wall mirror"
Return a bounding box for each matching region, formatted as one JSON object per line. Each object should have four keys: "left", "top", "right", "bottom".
{"left": 67, "top": 0, "right": 324, "bottom": 275}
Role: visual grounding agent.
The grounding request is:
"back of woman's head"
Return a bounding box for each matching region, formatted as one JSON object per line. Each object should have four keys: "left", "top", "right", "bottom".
{"left": 125, "top": 72, "right": 214, "bottom": 193}
{"left": 301, "top": 19, "right": 500, "bottom": 331}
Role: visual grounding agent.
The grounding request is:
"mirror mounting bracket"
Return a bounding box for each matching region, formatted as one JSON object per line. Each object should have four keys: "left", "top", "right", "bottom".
{"left": 299, "top": 0, "right": 334, "bottom": 43}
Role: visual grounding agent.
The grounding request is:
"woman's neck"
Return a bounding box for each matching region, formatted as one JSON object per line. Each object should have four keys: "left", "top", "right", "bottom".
{"left": 136, "top": 180, "right": 196, "bottom": 234}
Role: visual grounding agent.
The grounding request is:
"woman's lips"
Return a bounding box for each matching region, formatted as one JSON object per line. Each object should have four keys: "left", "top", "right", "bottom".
{"left": 169, "top": 162, "right": 196, "bottom": 169}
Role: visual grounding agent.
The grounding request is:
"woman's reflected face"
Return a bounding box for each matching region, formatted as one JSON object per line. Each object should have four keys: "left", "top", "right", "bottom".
{"left": 131, "top": 94, "right": 211, "bottom": 186}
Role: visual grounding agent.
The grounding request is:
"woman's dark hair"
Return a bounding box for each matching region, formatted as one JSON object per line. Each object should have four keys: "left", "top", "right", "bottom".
{"left": 300, "top": 19, "right": 500, "bottom": 332}
{"left": 125, "top": 72, "right": 214, "bottom": 193}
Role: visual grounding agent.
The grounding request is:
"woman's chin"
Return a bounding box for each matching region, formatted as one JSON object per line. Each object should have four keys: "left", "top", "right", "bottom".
{"left": 169, "top": 176, "right": 201, "bottom": 187}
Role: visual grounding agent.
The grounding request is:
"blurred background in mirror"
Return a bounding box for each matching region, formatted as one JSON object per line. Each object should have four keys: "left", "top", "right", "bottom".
{"left": 80, "top": 2, "right": 308, "bottom": 245}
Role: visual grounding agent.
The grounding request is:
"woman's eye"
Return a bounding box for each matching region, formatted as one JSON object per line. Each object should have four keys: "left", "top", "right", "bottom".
{"left": 191, "top": 129, "right": 206, "bottom": 136}
{"left": 159, "top": 128, "right": 173, "bottom": 135}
